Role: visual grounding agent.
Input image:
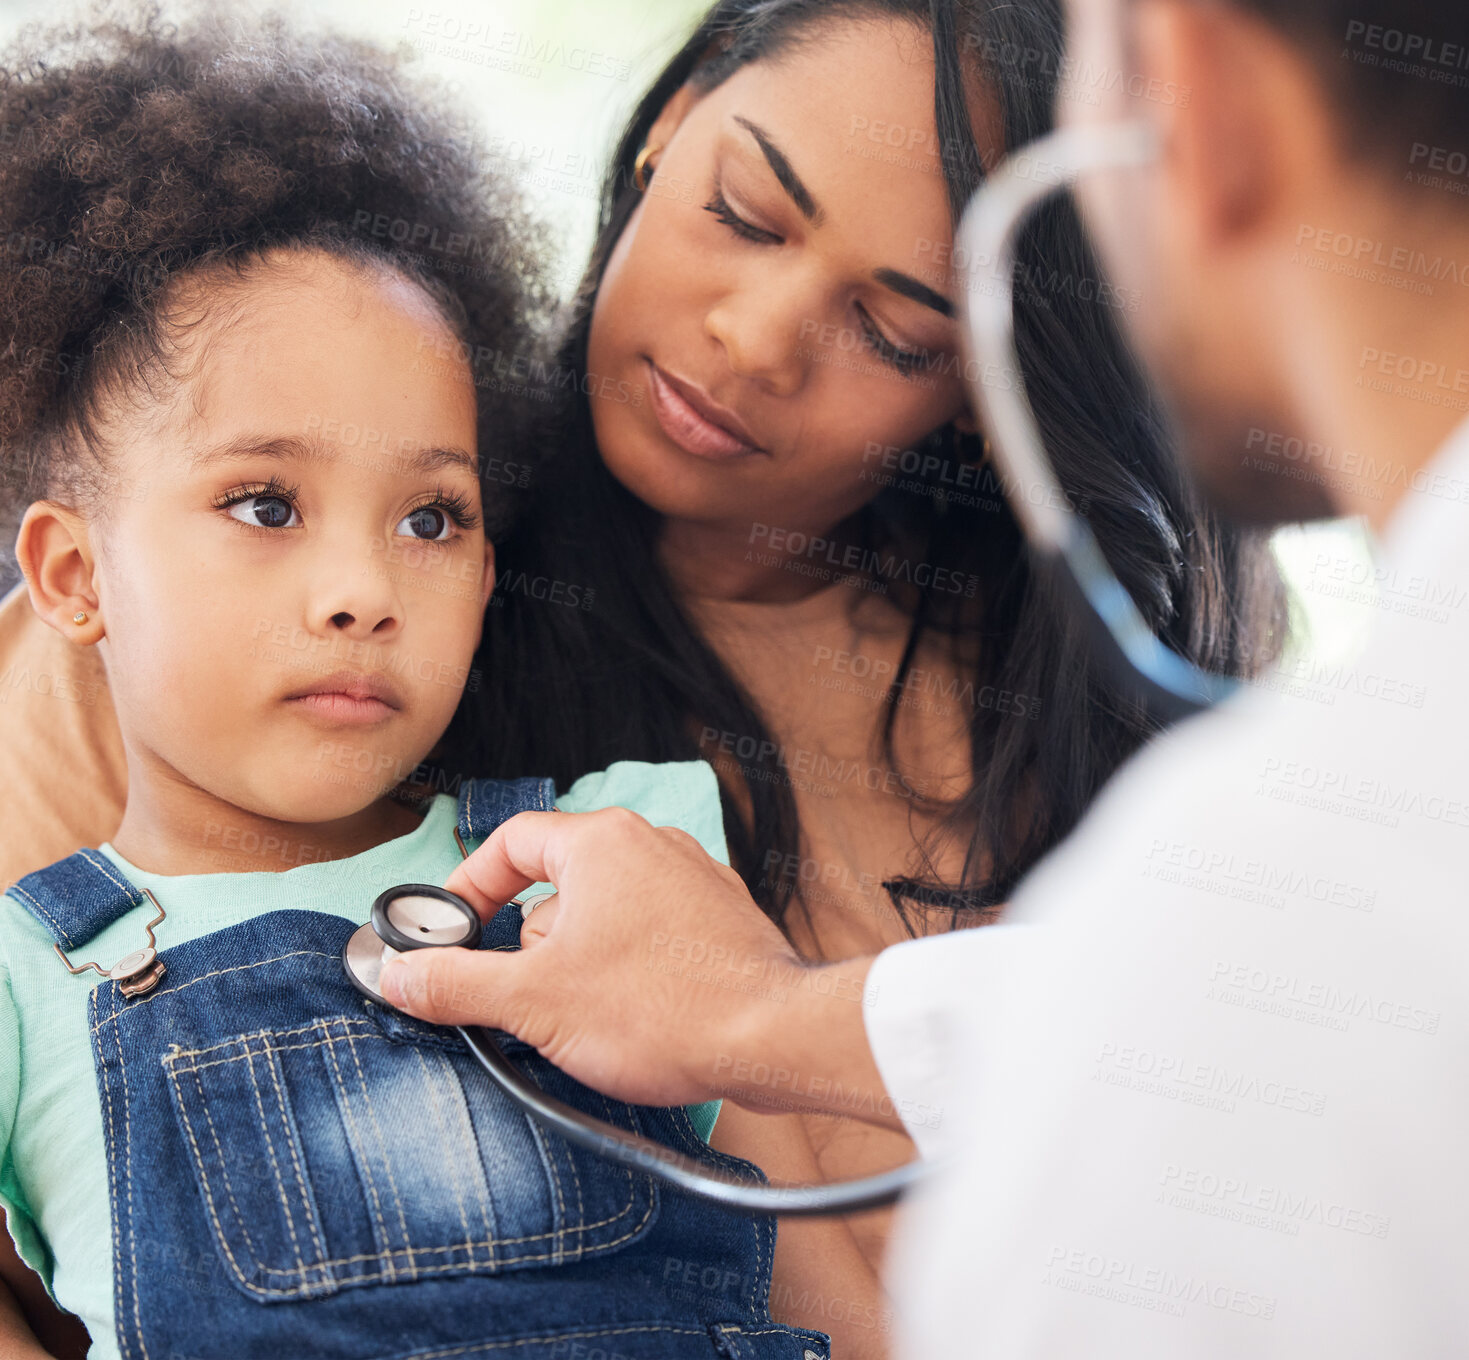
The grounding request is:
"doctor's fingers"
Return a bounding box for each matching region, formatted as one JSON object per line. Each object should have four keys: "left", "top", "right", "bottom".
{"left": 378, "top": 942, "right": 550, "bottom": 1041}
{"left": 440, "top": 809, "right": 565, "bottom": 920}
{"left": 519, "top": 894, "right": 560, "bottom": 948}
{"left": 442, "top": 806, "right": 665, "bottom": 922}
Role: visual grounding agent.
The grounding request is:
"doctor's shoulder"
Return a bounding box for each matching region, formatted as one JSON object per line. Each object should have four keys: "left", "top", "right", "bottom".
{"left": 1004, "top": 681, "right": 1315, "bottom": 930}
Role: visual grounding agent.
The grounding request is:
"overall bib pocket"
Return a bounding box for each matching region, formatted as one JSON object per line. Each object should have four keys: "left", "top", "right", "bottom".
{"left": 163, "top": 1010, "right": 658, "bottom": 1302}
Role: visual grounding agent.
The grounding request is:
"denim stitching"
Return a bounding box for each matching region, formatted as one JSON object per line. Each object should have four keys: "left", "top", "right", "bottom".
{"left": 165, "top": 1016, "right": 375, "bottom": 1059}
{"left": 163, "top": 1031, "right": 656, "bottom": 1289}
{"left": 520, "top": 1099, "right": 569, "bottom": 1267}
{"left": 7, "top": 882, "right": 75, "bottom": 948}
{"left": 560, "top": 1125, "right": 586, "bottom": 1266}
{"left": 258, "top": 1040, "right": 328, "bottom": 1267}
{"left": 89, "top": 951, "right": 340, "bottom": 1034}
{"left": 111, "top": 992, "right": 151, "bottom": 1360}
{"left": 465, "top": 780, "right": 479, "bottom": 840}
{"left": 154, "top": 1221, "right": 663, "bottom": 1292}
{"left": 168, "top": 1062, "right": 268, "bottom": 1294}
{"left": 668, "top": 1104, "right": 770, "bottom": 1313}
{"left": 77, "top": 849, "right": 147, "bottom": 912}
{"left": 243, "top": 1044, "right": 310, "bottom": 1282}
{"left": 318, "top": 1021, "right": 399, "bottom": 1283}
{"left": 343, "top": 1022, "right": 418, "bottom": 1277}
{"left": 181, "top": 1061, "right": 268, "bottom": 1267}
{"left": 411, "top": 1044, "right": 480, "bottom": 1268}
{"left": 400, "top": 1323, "right": 710, "bottom": 1359}
{"left": 92, "top": 990, "right": 129, "bottom": 1360}
{"left": 167, "top": 1036, "right": 647, "bottom": 1241}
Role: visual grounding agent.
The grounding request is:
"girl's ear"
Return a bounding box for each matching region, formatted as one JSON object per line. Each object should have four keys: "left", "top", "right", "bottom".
{"left": 14, "top": 500, "right": 104, "bottom": 643}
{"left": 953, "top": 407, "right": 980, "bottom": 436}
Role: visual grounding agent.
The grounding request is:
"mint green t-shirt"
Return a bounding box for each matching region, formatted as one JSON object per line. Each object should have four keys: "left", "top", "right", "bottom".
{"left": 0, "top": 759, "right": 724, "bottom": 1356}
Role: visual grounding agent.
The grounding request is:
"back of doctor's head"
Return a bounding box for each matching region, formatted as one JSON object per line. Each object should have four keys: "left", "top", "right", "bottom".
{"left": 1217, "top": 1, "right": 1468, "bottom": 174}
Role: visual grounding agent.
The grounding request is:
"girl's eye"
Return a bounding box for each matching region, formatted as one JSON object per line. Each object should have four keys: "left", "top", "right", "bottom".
{"left": 217, "top": 480, "right": 303, "bottom": 530}
{"left": 398, "top": 506, "right": 453, "bottom": 541}
{"left": 703, "top": 184, "right": 782, "bottom": 246}
{"left": 397, "top": 487, "right": 480, "bottom": 541}
{"left": 213, "top": 478, "right": 481, "bottom": 540}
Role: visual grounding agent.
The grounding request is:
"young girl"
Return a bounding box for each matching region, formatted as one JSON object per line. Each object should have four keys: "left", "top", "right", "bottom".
{"left": 0, "top": 11, "right": 828, "bottom": 1359}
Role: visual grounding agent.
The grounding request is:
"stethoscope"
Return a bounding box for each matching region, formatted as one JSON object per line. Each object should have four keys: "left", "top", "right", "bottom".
{"left": 342, "top": 883, "right": 920, "bottom": 1215}
{"left": 343, "top": 120, "right": 1238, "bottom": 1219}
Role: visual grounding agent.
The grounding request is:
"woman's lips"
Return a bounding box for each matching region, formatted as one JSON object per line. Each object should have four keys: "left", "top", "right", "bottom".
{"left": 646, "top": 360, "right": 764, "bottom": 460}
{"left": 287, "top": 693, "right": 397, "bottom": 725}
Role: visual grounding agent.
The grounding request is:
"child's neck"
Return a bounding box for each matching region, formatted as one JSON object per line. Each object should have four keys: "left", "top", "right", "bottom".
{"left": 108, "top": 778, "right": 430, "bottom": 876}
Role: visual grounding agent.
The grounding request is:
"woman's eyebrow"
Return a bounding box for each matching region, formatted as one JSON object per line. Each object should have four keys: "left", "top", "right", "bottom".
{"left": 873, "top": 267, "right": 955, "bottom": 319}
{"left": 187, "top": 433, "right": 478, "bottom": 477}
{"left": 732, "top": 115, "right": 956, "bottom": 319}
{"left": 733, "top": 115, "right": 824, "bottom": 224}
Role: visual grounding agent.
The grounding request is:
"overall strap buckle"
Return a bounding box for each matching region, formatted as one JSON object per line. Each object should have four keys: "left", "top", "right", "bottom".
{"left": 55, "top": 891, "right": 168, "bottom": 997}
{"left": 9, "top": 849, "right": 169, "bottom": 996}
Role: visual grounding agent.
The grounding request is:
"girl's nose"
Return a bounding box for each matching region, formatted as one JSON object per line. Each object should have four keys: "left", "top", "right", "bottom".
{"left": 313, "top": 548, "right": 405, "bottom": 639}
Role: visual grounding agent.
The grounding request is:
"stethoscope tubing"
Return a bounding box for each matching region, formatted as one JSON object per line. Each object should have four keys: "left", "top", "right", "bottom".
{"left": 457, "top": 1022, "right": 932, "bottom": 1216}
{"left": 350, "top": 882, "right": 936, "bottom": 1216}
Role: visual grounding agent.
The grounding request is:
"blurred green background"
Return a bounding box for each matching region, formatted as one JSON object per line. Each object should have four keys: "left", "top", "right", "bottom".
{"left": 0, "top": 0, "right": 1380, "bottom": 668}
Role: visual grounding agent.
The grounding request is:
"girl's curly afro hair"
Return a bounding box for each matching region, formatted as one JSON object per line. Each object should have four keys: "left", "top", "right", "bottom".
{"left": 0, "top": 1, "right": 555, "bottom": 576}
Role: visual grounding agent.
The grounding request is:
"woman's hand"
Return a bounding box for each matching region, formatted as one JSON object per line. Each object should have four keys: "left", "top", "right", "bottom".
{"left": 378, "top": 807, "right": 899, "bottom": 1124}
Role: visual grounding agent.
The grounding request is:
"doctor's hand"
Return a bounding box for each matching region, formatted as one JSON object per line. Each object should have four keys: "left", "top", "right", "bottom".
{"left": 377, "top": 807, "right": 898, "bottom": 1125}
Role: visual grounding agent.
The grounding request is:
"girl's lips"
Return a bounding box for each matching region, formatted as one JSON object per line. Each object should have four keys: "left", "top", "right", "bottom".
{"left": 646, "top": 360, "right": 764, "bottom": 460}
{"left": 287, "top": 693, "right": 397, "bottom": 725}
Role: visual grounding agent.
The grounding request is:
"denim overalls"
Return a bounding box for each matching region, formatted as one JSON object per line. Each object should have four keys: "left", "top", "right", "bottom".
{"left": 11, "top": 776, "right": 830, "bottom": 1360}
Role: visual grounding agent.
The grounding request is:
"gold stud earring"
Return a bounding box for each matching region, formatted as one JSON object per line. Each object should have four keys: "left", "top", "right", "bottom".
{"left": 73, "top": 611, "right": 89, "bottom": 625}
{"left": 632, "top": 143, "right": 661, "bottom": 193}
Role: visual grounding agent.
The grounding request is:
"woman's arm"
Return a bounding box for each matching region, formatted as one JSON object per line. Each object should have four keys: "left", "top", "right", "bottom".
{"left": 0, "top": 1280, "right": 49, "bottom": 1360}
{"left": 0, "top": 1216, "right": 88, "bottom": 1360}
{"left": 709, "top": 1101, "right": 892, "bottom": 1359}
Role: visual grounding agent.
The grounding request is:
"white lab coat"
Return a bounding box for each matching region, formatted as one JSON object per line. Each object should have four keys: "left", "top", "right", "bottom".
{"left": 866, "top": 416, "right": 1469, "bottom": 1356}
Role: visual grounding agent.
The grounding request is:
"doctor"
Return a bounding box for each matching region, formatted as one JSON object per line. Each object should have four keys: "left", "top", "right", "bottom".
{"left": 382, "top": 0, "right": 1469, "bottom": 1352}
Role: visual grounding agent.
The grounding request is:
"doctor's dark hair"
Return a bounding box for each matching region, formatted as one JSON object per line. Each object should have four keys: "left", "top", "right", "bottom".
{"left": 0, "top": 4, "right": 552, "bottom": 584}
{"left": 1218, "top": 0, "right": 1469, "bottom": 170}
{"left": 468, "top": 0, "right": 1288, "bottom": 934}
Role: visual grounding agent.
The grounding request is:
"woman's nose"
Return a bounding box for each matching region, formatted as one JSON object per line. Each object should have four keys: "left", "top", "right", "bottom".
{"left": 704, "top": 280, "right": 815, "bottom": 399}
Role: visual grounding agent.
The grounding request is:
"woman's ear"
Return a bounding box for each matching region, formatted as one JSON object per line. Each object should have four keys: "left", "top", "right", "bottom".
{"left": 643, "top": 81, "right": 705, "bottom": 166}
{"left": 953, "top": 406, "right": 980, "bottom": 436}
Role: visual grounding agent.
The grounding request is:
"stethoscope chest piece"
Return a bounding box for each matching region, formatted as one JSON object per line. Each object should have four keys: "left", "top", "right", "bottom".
{"left": 342, "top": 882, "right": 482, "bottom": 1010}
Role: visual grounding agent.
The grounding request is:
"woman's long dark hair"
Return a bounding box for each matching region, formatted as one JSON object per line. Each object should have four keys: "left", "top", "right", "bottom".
{"left": 446, "top": 0, "right": 1288, "bottom": 940}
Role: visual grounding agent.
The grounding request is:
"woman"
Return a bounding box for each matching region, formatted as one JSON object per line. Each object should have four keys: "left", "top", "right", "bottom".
{"left": 446, "top": 0, "right": 1284, "bottom": 1346}
{"left": 0, "top": 0, "right": 1285, "bottom": 1354}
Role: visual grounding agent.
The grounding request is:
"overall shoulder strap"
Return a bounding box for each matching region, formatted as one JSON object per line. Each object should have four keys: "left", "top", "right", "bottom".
{"left": 7, "top": 849, "right": 147, "bottom": 950}
{"left": 456, "top": 775, "right": 557, "bottom": 845}
{"left": 454, "top": 777, "right": 557, "bottom": 951}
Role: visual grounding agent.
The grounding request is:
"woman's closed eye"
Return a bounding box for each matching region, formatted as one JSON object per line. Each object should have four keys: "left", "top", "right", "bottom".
{"left": 702, "top": 181, "right": 930, "bottom": 381}
{"left": 212, "top": 476, "right": 482, "bottom": 541}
